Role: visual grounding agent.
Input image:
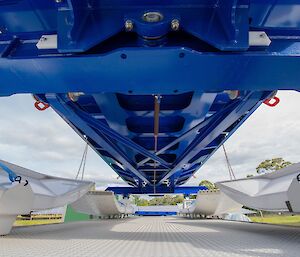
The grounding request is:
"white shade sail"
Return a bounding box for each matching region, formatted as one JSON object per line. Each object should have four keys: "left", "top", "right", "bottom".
{"left": 216, "top": 163, "right": 300, "bottom": 213}
{"left": 180, "top": 189, "right": 242, "bottom": 216}
{"left": 0, "top": 160, "right": 94, "bottom": 235}
{"left": 71, "top": 191, "right": 134, "bottom": 217}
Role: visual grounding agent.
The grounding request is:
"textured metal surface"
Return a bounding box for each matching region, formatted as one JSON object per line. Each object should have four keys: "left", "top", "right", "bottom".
{"left": 1, "top": 217, "right": 300, "bottom": 257}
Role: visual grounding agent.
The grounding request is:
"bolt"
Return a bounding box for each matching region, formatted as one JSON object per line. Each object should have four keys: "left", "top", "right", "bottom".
{"left": 142, "top": 12, "right": 163, "bottom": 23}
{"left": 171, "top": 19, "right": 180, "bottom": 31}
{"left": 224, "top": 90, "right": 239, "bottom": 100}
{"left": 67, "top": 92, "right": 84, "bottom": 102}
{"left": 125, "top": 20, "right": 134, "bottom": 31}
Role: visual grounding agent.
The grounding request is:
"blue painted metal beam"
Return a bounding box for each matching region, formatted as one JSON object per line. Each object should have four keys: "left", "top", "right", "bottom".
{"left": 186, "top": 93, "right": 271, "bottom": 172}
{"left": 69, "top": 103, "right": 172, "bottom": 169}
{"left": 45, "top": 94, "right": 151, "bottom": 185}
{"left": 157, "top": 91, "right": 267, "bottom": 185}
{"left": 1, "top": 45, "right": 300, "bottom": 96}
{"left": 1, "top": 1, "right": 300, "bottom": 194}
{"left": 135, "top": 211, "right": 177, "bottom": 216}
{"left": 174, "top": 186, "right": 208, "bottom": 194}
{"left": 2, "top": 0, "right": 299, "bottom": 52}
{"left": 137, "top": 103, "right": 221, "bottom": 167}
{"left": 106, "top": 185, "right": 207, "bottom": 195}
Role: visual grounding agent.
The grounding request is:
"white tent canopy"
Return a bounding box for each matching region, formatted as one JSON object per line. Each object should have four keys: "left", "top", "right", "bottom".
{"left": 180, "top": 189, "right": 242, "bottom": 216}
{"left": 0, "top": 160, "right": 94, "bottom": 235}
{"left": 71, "top": 191, "right": 134, "bottom": 218}
{"left": 216, "top": 163, "right": 300, "bottom": 213}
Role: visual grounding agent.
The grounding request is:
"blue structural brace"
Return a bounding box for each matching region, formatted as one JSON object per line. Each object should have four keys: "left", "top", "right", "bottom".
{"left": 135, "top": 211, "right": 177, "bottom": 216}
{"left": 106, "top": 186, "right": 208, "bottom": 195}
{"left": 0, "top": 1, "right": 300, "bottom": 194}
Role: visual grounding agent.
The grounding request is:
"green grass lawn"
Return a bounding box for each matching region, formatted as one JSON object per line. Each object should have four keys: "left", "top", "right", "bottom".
{"left": 251, "top": 215, "right": 300, "bottom": 226}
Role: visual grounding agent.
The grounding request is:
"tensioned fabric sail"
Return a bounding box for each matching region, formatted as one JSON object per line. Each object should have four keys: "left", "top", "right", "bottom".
{"left": 71, "top": 191, "right": 134, "bottom": 217}
{"left": 0, "top": 160, "right": 94, "bottom": 235}
{"left": 216, "top": 163, "right": 300, "bottom": 213}
{"left": 180, "top": 190, "right": 242, "bottom": 216}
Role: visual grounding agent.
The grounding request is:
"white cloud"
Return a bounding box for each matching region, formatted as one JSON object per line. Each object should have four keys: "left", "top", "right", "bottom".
{"left": 0, "top": 94, "right": 120, "bottom": 185}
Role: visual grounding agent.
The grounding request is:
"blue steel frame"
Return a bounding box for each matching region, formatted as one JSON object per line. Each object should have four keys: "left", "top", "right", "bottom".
{"left": 0, "top": 1, "right": 300, "bottom": 194}
{"left": 135, "top": 211, "right": 177, "bottom": 216}
{"left": 106, "top": 186, "right": 208, "bottom": 195}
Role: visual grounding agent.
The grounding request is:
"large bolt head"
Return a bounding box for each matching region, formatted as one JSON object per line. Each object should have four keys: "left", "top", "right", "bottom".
{"left": 142, "top": 12, "right": 164, "bottom": 23}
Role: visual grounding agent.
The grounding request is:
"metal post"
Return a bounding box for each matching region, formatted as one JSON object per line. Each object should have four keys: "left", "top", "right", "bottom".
{"left": 153, "top": 95, "right": 161, "bottom": 194}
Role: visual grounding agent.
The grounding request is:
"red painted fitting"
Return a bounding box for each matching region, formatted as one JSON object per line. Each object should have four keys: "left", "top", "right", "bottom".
{"left": 34, "top": 100, "right": 50, "bottom": 111}
{"left": 263, "top": 96, "right": 280, "bottom": 107}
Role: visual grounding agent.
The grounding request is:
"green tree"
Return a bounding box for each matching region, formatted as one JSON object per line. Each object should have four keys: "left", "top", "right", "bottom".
{"left": 147, "top": 195, "right": 184, "bottom": 206}
{"left": 199, "top": 180, "right": 217, "bottom": 190}
{"left": 133, "top": 196, "right": 149, "bottom": 206}
{"left": 138, "top": 198, "right": 149, "bottom": 206}
{"left": 256, "top": 158, "right": 292, "bottom": 174}
{"left": 133, "top": 195, "right": 184, "bottom": 206}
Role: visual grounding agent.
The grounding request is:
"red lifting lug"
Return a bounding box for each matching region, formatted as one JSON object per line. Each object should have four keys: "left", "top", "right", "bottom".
{"left": 34, "top": 100, "right": 50, "bottom": 111}
{"left": 263, "top": 96, "right": 280, "bottom": 107}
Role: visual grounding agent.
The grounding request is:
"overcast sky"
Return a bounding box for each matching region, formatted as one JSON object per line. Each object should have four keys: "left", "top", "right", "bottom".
{"left": 0, "top": 91, "right": 299, "bottom": 187}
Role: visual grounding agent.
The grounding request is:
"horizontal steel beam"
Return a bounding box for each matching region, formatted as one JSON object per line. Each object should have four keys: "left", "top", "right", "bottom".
{"left": 1, "top": 46, "right": 300, "bottom": 96}
{"left": 106, "top": 185, "right": 208, "bottom": 195}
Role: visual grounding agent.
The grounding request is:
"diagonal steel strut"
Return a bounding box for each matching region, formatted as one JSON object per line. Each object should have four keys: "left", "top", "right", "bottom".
{"left": 46, "top": 94, "right": 151, "bottom": 185}
{"left": 156, "top": 92, "right": 265, "bottom": 186}
{"left": 69, "top": 102, "right": 171, "bottom": 169}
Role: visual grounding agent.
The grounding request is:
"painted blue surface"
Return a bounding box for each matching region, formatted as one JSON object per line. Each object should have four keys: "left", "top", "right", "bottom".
{"left": 106, "top": 186, "right": 207, "bottom": 195}
{"left": 0, "top": 1, "right": 300, "bottom": 193}
{"left": 135, "top": 211, "right": 177, "bottom": 216}
{"left": 0, "top": 161, "right": 17, "bottom": 182}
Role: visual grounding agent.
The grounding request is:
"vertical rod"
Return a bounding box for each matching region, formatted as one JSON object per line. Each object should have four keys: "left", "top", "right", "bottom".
{"left": 153, "top": 95, "right": 161, "bottom": 193}
{"left": 222, "top": 144, "right": 236, "bottom": 180}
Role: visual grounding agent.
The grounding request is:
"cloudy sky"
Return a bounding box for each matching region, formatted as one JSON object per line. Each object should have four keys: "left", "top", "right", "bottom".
{"left": 0, "top": 91, "right": 299, "bottom": 187}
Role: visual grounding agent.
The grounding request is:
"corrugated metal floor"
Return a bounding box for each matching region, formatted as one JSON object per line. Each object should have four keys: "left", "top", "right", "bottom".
{"left": 1, "top": 217, "right": 300, "bottom": 257}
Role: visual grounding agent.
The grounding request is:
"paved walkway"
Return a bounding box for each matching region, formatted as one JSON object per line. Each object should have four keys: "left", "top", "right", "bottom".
{"left": 0, "top": 217, "right": 300, "bottom": 257}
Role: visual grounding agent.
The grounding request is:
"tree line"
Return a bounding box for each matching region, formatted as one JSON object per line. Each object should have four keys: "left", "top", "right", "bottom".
{"left": 133, "top": 195, "right": 184, "bottom": 206}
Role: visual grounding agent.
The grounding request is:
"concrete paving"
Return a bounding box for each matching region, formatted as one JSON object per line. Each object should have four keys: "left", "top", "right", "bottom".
{"left": 0, "top": 217, "right": 299, "bottom": 257}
